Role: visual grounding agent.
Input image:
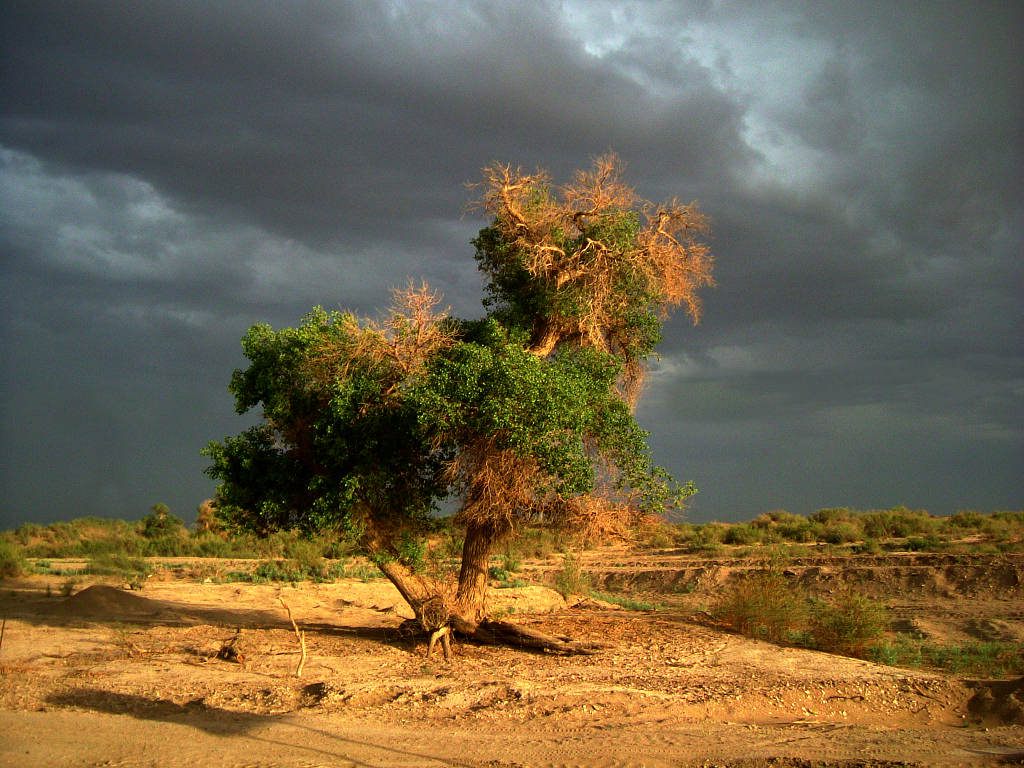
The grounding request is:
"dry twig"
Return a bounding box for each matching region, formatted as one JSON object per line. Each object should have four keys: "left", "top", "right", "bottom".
{"left": 278, "top": 595, "right": 307, "bottom": 678}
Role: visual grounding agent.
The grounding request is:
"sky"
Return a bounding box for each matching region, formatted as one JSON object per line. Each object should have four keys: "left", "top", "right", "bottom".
{"left": 1, "top": 1, "right": 1021, "bottom": 529}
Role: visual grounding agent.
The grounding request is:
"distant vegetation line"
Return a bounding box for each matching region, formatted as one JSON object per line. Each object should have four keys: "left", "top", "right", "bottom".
{"left": 1, "top": 504, "right": 1021, "bottom": 578}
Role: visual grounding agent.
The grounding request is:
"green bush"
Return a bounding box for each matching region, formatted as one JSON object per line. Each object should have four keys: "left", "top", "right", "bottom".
{"left": 777, "top": 519, "right": 814, "bottom": 542}
{"left": 944, "top": 510, "right": 986, "bottom": 530}
{"left": 714, "top": 560, "right": 886, "bottom": 657}
{"left": 682, "top": 523, "right": 727, "bottom": 554}
{"left": 871, "top": 637, "right": 1024, "bottom": 677}
{"left": 903, "top": 535, "right": 943, "bottom": 552}
{"left": 0, "top": 536, "right": 28, "bottom": 578}
{"left": 808, "top": 590, "right": 887, "bottom": 656}
{"left": 588, "top": 590, "right": 660, "bottom": 611}
{"left": 809, "top": 508, "right": 855, "bottom": 525}
{"left": 861, "top": 506, "right": 933, "bottom": 539}
{"left": 856, "top": 537, "right": 883, "bottom": 555}
{"left": 820, "top": 521, "right": 860, "bottom": 544}
{"left": 722, "top": 523, "right": 761, "bottom": 546}
{"left": 85, "top": 551, "right": 152, "bottom": 578}
{"left": 141, "top": 504, "right": 186, "bottom": 539}
{"left": 554, "top": 552, "right": 589, "bottom": 596}
{"left": 713, "top": 560, "right": 808, "bottom": 644}
{"left": 501, "top": 546, "right": 522, "bottom": 573}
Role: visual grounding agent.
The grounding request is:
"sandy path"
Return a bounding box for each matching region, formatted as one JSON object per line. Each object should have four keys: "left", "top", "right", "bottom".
{"left": 4, "top": 708, "right": 1024, "bottom": 767}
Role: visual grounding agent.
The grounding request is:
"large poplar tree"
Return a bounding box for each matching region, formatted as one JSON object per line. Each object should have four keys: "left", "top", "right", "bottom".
{"left": 204, "top": 154, "right": 714, "bottom": 651}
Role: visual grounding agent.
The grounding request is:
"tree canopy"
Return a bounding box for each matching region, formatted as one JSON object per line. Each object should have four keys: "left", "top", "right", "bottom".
{"left": 204, "top": 154, "right": 714, "bottom": 646}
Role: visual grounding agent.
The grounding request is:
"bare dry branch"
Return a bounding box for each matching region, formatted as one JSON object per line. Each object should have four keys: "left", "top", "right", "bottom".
{"left": 278, "top": 595, "right": 307, "bottom": 678}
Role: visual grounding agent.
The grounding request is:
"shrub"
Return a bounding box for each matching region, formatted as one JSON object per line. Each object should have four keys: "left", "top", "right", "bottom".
{"left": 554, "top": 552, "right": 589, "bottom": 596}
{"left": 944, "top": 510, "right": 986, "bottom": 530}
{"left": 0, "top": 536, "right": 28, "bottom": 578}
{"left": 856, "top": 537, "right": 883, "bottom": 555}
{"left": 589, "top": 590, "right": 660, "bottom": 611}
{"left": 809, "top": 508, "right": 855, "bottom": 525}
{"left": 871, "top": 637, "right": 1024, "bottom": 677}
{"left": 501, "top": 546, "right": 522, "bottom": 573}
{"left": 903, "top": 535, "right": 943, "bottom": 552}
{"left": 722, "top": 523, "right": 761, "bottom": 546}
{"left": 683, "top": 523, "right": 727, "bottom": 553}
{"left": 86, "top": 551, "right": 152, "bottom": 579}
{"left": 859, "top": 506, "right": 933, "bottom": 540}
{"left": 636, "top": 522, "right": 675, "bottom": 549}
{"left": 140, "top": 505, "right": 186, "bottom": 539}
{"left": 820, "top": 521, "right": 860, "bottom": 544}
{"left": 194, "top": 499, "right": 223, "bottom": 535}
{"left": 12, "top": 522, "right": 42, "bottom": 547}
{"left": 713, "top": 560, "right": 808, "bottom": 644}
{"left": 140, "top": 535, "right": 191, "bottom": 557}
{"left": 808, "top": 590, "right": 887, "bottom": 656}
{"left": 777, "top": 518, "right": 814, "bottom": 542}
{"left": 194, "top": 534, "right": 233, "bottom": 558}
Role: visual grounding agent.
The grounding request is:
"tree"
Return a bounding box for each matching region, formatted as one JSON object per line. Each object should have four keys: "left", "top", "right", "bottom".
{"left": 141, "top": 503, "right": 185, "bottom": 539}
{"left": 204, "top": 154, "right": 713, "bottom": 651}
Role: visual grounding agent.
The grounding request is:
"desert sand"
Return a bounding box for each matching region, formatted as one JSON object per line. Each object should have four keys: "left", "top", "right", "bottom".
{"left": 1, "top": 552, "right": 1022, "bottom": 767}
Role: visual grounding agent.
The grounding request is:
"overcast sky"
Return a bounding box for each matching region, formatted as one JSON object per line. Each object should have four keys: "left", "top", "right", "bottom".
{"left": 1, "top": 1, "right": 1021, "bottom": 529}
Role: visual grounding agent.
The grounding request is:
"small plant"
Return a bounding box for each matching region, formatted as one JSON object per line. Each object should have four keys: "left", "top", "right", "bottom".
{"left": 820, "top": 521, "right": 860, "bottom": 545}
{"left": 554, "top": 552, "right": 589, "bottom": 596}
{"left": 588, "top": 590, "right": 661, "bottom": 611}
{"left": 501, "top": 546, "right": 522, "bottom": 573}
{"left": 60, "top": 578, "right": 77, "bottom": 597}
{"left": 855, "top": 537, "right": 883, "bottom": 555}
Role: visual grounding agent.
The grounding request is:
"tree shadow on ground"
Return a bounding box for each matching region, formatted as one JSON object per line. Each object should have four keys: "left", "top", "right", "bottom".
{"left": 46, "top": 689, "right": 264, "bottom": 736}
{"left": 1, "top": 584, "right": 410, "bottom": 652}
{"left": 44, "top": 688, "right": 479, "bottom": 767}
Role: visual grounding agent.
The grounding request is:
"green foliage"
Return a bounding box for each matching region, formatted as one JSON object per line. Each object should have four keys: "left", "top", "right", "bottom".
{"left": 554, "top": 552, "right": 590, "bottom": 596}
{"left": 203, "top": 159, "right": 707, "bottom": 608}
{"left": 501, "top": 546, "right": 523, "bottom": 573}
{"left": 819, "top": 521, "right": 860, "bottom": 544}
{"left": 588, "top": 590, "right": 661, "bottom": 611}
{"left": 85, "top": 551, "right": 152, "bottom": 579}
{"left": 204, "top": 306, "right": 456, "bottom": 555}
{"left": 713, "top": 559, "right": 809, "bottom": 644}
{"left": 808, "top": 590, "right": 887, "bottom": 656}
{"left": 0, "top": 535, "right": 28, "bottom": 578}
{"left": 871, "top": 636, "right": 1024, "bottom": 677}
{"left": 657, "top": 507, "right": 1024, "bottom": 556}
{"left": 722, "top": 523, "right": 762, "bottom": 546}
{"left": 713, "top": 561, "right": 889, "bottom": 656}
{"left": 141, "top": 505, "right": 186, "bottom": 539}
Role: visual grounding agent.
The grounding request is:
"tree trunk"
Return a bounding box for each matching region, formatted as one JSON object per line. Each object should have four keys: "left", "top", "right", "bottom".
{"left": 376, "top": 559, "right": 434, "bottom": 623}
{"left": 452, "top": 520, "right": 495, "bottom": 626}
{"left": 373, "top": 526, "right": 613, "bottom": 658}
{"left": 446, "top": 521, "right": 612, "bottom": 655}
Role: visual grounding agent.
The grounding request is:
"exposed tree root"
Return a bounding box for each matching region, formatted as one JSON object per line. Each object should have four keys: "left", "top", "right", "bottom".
{"left": 453, "top": 616, "right": 612, "bottom": 655}
{"left": 400, "top": 616, "right": 612, "bottom": 657}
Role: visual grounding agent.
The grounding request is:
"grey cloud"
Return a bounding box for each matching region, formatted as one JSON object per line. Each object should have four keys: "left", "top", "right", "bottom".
{"left": 1, "top": 1, "right": 1020, "bottom": 527}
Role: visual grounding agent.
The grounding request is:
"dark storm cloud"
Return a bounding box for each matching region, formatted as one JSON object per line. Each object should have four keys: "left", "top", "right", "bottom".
{"left": 1, "top": 1, "right": 1020, "bottom": 527}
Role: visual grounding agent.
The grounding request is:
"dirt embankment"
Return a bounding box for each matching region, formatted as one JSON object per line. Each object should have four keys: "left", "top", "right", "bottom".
{"left": 566, "top": 552, "right": 1024, "bottom": 601}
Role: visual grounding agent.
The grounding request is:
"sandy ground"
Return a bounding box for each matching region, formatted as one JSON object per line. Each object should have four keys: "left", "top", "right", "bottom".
{"left": 1, "top": 555, "right": 1022, "bottom": 768}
